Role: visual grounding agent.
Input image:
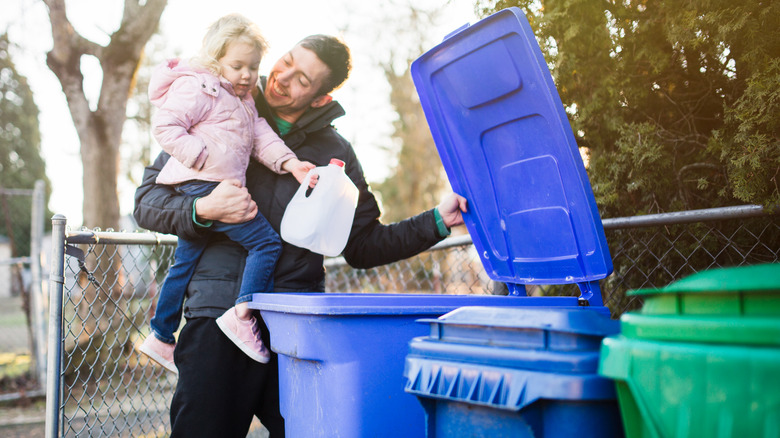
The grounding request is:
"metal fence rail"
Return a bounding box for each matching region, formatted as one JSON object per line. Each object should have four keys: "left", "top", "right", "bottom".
{"left": 326, "top": 205, "right": 779, "bottom": 316}
{"left": 46, "top": 216, "right": 179, "bottom": 438}
{"left": 45, "top": 206, "right": 779, "bottom": 437}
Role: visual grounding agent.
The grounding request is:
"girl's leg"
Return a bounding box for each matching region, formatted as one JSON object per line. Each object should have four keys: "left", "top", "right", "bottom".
{"left": 214, "top": 212, "right": 282, "bottom": 314}
{"left": 141, "top": 237, "right": 207, "bottom": 373}
{"left": 233, "top": 301, "right": 253, "bottom": 320}
{"left": 150, "top": 237, "right": 208, "bottom": 342}
{"left": 213, "top": 214, "right": 278, "bottom": 363}
{"left": 150, "top": 179, "right": 218, "bottom": 334}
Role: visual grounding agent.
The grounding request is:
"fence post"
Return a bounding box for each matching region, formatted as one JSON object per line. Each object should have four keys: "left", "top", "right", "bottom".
{"left": 45, "top": 214, "right": 67, "bottom": 438}
{"left": 29, "top": 180, "right": 47, "bottom": 389}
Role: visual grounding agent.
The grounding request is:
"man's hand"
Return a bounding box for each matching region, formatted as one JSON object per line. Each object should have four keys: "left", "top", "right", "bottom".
{"left": 283, "top": 158, "right": 318, "bottom": 187}
{"left": 436, "top": 192, "right": 468, "bottom": 228}
{"left": 194, "top": 179, "right": 257, "bottom": 224}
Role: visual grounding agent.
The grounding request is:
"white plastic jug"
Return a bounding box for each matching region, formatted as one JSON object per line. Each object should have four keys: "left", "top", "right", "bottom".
{"left": 280, "top": 159, "right": 359, "bottom": 256}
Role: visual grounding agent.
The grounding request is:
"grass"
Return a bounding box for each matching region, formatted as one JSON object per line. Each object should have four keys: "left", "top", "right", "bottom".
{"left": 0, "top": 354, "right": 31, "bottom": 381}
{"left": 0, "top": 313, "right": 27, "bottom": 328}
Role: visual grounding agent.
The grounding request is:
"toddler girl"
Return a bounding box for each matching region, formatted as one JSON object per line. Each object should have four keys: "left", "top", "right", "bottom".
{"left": 138, "top": 13, "right": 315, "bottom": 373}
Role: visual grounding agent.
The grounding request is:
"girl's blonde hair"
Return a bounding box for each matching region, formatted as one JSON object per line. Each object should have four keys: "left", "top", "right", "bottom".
{"left": 193, "top": 13, "right": 269, "bottom": 76}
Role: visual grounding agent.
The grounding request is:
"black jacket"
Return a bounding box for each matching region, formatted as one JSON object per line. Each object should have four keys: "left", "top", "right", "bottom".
{"left": 133, "top": 91, "right": 445, "bottom": 318}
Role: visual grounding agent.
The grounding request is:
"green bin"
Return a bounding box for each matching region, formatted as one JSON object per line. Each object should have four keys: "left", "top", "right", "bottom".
{"left": 599, "top": 263, "right": 780, "bottom": 438}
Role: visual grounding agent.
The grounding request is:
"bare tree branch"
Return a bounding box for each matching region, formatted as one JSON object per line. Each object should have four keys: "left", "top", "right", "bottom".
{"left": 43, "top": 0, "right": 167, "bottom": 229}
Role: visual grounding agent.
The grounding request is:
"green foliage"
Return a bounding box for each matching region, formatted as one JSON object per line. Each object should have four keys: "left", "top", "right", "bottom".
{"left": 0, "top": 33, "right": 51, "bottom": 256}
{"left": 474, "top": 0, "right": 780, "bottom": 216}
{"left": 0, "top": 34, "right": 46, "bottom": 188}
{"left": 709, "top": 58, "right": 780, "bottom": 205}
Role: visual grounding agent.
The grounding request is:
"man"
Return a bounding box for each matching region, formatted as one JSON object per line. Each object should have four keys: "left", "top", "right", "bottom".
{"left": 134, "top": 34, "right": 467, "bottom": 437}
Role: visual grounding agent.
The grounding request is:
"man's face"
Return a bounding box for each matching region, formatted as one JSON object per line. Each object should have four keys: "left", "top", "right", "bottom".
{"left": 264, "top": 44, "right": 332, "bottom": 123}
{"left": 218, "top": 41, "right": 261, "bottom": 98}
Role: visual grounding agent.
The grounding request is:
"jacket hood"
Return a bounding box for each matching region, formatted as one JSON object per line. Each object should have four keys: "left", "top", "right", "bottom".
{"left": 295, "top": 101, "right": 346, "bottom": 134}
{"left": 148, "top": 58, "right": 222, "bottom": 107}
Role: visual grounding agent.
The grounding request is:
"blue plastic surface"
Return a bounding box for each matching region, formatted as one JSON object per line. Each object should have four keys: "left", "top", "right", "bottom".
{"left": 411, "top": 7, "right": 612, "bottom": 302}
{"left": 250, "top": 7, "right": 622, "bottom": 437}
{"left": 404, "top": 306, "right": 624, "bottom": 437}
{"left": 250, "top": 293, "right": 587, "bottom": 438}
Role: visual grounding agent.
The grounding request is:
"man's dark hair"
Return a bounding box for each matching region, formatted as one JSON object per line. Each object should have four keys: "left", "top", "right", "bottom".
{"left": 298, "top": 35, "right": 351, "bottom": 95}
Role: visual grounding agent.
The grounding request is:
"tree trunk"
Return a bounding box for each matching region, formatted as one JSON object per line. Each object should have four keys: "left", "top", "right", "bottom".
{"left": 44, "top": 0, "right": 167, "bottom": 229}
{"left": 80, "top": 112, "right": 122, "bottom": 230}
{"left": 43, "top": 0, "right": 167, "bottom": 377}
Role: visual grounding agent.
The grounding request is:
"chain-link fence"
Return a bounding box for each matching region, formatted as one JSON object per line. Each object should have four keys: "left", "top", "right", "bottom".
{"left": 44, "top": 206, "right": 779, "bottom": 437}
{"left": 0, "top": 181, "right": 47, "bottom": 400}
{"left": 326, "top": 205, "right": 779, "bottom": 318}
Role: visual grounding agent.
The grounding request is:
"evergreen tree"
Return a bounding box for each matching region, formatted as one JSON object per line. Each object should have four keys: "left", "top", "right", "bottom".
{"left": 0, "top": 32, "right": 51, "bottom": 257}
{"left": 475, "top": 0, "right": 779, "bottom": 216}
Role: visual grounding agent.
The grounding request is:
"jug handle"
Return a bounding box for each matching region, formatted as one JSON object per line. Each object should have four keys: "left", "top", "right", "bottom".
{"left": 294, "top": 168, "right": 318, "bottom": 198}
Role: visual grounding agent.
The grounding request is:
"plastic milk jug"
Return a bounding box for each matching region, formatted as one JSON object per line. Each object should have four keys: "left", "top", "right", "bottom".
{"left": 280, "top": 159, "right": 359, "bottom": 257}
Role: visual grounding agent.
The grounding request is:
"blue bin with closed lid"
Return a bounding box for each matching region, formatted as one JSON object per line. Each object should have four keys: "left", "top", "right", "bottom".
{"left": 411, "top": 6, "right": 612, "bottom": 303}
{"left": 404, "top": 306, "right": 623, "bottom": 437}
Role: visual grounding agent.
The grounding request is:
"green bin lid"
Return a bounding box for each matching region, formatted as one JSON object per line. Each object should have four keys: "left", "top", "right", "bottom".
{"left": 628, "top": 263, "right": 780, "bottom": 317}
{"left": 630, "top": 263, "right": 780, "bottom": 296}
{"left": 620, "top": 263, "right": 780, "bottom": 345}
{"left": 619, "top": 313, "right": 780, "bottom": 346}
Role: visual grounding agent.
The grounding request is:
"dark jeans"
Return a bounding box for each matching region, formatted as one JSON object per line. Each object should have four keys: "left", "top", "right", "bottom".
{"left": 170, "top": 317, "right": 284, "bottom": 437}
{"left": 150, "top": 181, "right": 281, "bottom": 343}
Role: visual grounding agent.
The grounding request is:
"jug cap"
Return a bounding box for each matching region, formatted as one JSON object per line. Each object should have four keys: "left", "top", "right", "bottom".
{"left": 329, "top": 158, "right": 345, "bottom": 167}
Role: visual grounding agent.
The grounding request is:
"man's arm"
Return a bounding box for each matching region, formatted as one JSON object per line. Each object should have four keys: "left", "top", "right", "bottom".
{"left": 193, "top": 180, "right": 258, "bottom": 224}
{"left": 133, "top": 152, "right": 203, "bottom": 239}
{"left": 338, "top": 147, "right": 467, "bottom": 270}
{"left": 340, "top": 193, "right": 466, "bottom": 270}
{"left": 134, "top": 152, "right": 261, "bottom": 238}
{"left": 134, "top": 152, "right": 259, "bottom": 237}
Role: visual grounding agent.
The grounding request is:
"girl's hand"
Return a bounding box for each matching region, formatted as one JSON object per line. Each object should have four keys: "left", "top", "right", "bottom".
{"left": 283, "top": 158, "right": 318, "bottom": 188}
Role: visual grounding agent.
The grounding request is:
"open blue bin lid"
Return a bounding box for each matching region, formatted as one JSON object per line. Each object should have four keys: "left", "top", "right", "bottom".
{"left": 411, "top": 8, "right": 612, "bottom": 302}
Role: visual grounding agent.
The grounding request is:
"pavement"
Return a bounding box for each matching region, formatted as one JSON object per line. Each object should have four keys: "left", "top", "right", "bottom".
{"left": 0, "top": 396, "right": 270, "bottom": 437}
{"left": 0, "top": 396, "right": 45, "bottom": 438}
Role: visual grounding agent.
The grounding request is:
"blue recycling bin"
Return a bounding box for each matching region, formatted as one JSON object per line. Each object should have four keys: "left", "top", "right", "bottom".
{"left": 251, "top": 293, "right": 585, "bottom": 438}
{"left": 405, "top": 306, "right": 623, "bottom": 438}
{"left": 251, "top": 6, "right": 616, "bottom": 438}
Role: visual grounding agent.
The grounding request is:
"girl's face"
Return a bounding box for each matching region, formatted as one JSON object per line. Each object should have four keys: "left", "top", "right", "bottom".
{"left": 218, "top": 41, "right": 261, "bottom": 98}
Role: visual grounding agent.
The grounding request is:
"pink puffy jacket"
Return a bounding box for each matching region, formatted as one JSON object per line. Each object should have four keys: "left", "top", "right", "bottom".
{"left": 150, "top": 59, "right": 295, "bottom": 186}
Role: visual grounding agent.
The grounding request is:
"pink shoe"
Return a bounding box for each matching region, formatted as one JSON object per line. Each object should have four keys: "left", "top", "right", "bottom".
{"left": 215, "top": 307, "right": 271, "bottom": 363}
{"left": 138, "top": 335, "right": 178, "bottom": 374}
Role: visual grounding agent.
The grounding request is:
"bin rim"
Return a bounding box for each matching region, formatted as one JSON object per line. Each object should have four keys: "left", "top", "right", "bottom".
{"left": 627, "top": 263, "right": 780, "bottom": 296}
{"left": 619, "top": 312, "right": 780, "bottom": 346}
{"left": 250, "top": 292, "right": 579, "bottom": 315}
{"left": 417, "top": 306, "right": 618, "bottom": 336}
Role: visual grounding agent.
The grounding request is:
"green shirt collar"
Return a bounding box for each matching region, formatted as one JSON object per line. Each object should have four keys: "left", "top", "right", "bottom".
{"left": 273, "top": 116, "right": 294, "bottom": 137}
